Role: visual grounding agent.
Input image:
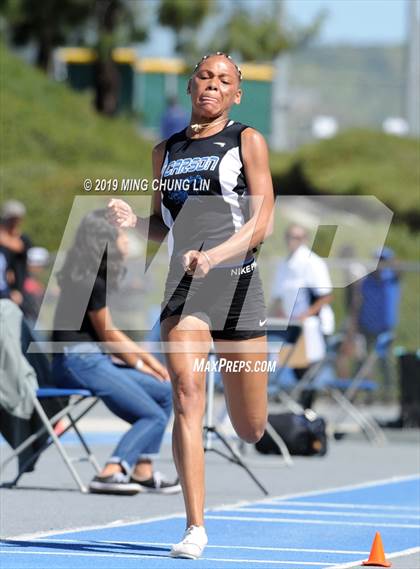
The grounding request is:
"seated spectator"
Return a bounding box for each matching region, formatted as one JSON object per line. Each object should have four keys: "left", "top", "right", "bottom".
{"left": 22, "top": 246, "right": 50, "bottom": 330}
{"left": 51, "top": 209, "right": 180, "bottom": 495}
{"left": 0, "top": 299, "right": 61, "bottom": 475}
{"left": 0, "top": 200, "right": 32, "bottom": 308}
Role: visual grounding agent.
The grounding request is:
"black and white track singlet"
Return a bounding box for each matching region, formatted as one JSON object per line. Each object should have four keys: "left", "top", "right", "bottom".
{"left": 160, "top": 120, "right": 254, "bottom": 259}
{"left": 159, "top": 120, "right": 267, "bottom": 340}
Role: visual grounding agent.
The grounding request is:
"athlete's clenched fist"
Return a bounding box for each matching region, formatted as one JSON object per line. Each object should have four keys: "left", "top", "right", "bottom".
{"left": 107, "top": 199, "right": 137, "bottom": 228}
{"left": 182, "top": 250, "right": 213, "bottom": 278}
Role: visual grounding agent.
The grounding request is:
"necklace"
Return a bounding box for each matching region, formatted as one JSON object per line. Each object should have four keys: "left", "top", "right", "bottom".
{"left": 189, "top": 116, "right": 228, "bottom": 134}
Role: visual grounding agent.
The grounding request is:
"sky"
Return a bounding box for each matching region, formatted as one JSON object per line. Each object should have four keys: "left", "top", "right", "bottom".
{"left": 287, "top": 0, "right": 408, "bottom": 45}
{"left": 139, "top": 0, "right": 412, "bottom": 57}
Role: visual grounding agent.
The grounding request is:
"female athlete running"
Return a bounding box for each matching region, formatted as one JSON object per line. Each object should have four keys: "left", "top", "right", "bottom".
{"left": 108, "top": 52, "right": 274, "bottom": 559}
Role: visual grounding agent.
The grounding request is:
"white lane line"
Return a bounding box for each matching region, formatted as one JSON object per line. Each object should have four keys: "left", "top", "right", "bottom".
{"left": 7, "top": 472, "right": 419, "bottom": 541}
{"left": 0, "top": 550, "right": 335, "bottom": 566}
{"left": 215, "top": 473, "right": 420, "bottom": 512}
{"left": 0, "top": 550, "right": 164, "bottom": 561}
{"left": 2, "top": 538, "right": 369, "bottom": 555}
{"left": 329, "top": 546, "right": 420, "bottom": 569}
{"left": 4, "top": 512, "right": 184, "bottom": 541}
{"left": 192, "top": 559, "right": 334, "bottom": 566}
{"left": 262, "top": 501, "right": 420, "bottom": 512}
{"left": 206, "top": 515, "right": 420, "bottom": 529}
{"left": 225, "top": 507, "right": 420, "bottom": 520}
{"left": 4, "top": 544, "right": 418, "bottom": 567}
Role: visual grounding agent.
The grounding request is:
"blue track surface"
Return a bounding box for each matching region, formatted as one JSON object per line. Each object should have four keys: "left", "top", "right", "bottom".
{"left": 1, "top": 475, "right": 419, "bottom": 569}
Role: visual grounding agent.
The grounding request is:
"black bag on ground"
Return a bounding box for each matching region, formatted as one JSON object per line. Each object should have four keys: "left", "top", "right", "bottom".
{"left": 398, "top": 352, "right": 420, "bottom": 427}
{"left": 255, "top": 411, "right": 328, "bottom": 456}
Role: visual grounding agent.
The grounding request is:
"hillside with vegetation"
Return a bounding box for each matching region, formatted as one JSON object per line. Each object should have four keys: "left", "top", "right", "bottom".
{"left": 1, "top": 44, "right": 153, "bottom": 250}
{"left": 270, "top": 129, "right": 419, "bottom": 227}
{"left": 290, "top": 44, "right": 405, "bottom": 129}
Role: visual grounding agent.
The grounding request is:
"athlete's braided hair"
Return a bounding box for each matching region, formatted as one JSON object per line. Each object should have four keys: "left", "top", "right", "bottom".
{"left": 192, "top": 52, "right": 242, "bottom": 82}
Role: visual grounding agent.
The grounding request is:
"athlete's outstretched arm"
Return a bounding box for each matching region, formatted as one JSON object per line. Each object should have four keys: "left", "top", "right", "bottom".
{"left": 183, "top": 128, "right": 274, "bottom": 276}
{"left": 107, "top": 140, "right": 168, "bottom": 242}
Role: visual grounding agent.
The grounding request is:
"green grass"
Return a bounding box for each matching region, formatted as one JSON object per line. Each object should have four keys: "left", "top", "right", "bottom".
{"left": 1, "top": 44, "right": 153, "bottom": 250}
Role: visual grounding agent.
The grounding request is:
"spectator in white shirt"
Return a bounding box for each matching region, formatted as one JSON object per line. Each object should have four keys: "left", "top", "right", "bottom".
{"left": 270, "top": 224, "right": 335, "bottom": 407}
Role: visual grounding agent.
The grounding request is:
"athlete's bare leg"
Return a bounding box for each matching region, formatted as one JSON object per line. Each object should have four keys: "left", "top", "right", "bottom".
{"left": 215, "top": 336, "right": 268, "bottom": 443}
{"left": 161, "top": 315, "right": 212, "bottom": 527}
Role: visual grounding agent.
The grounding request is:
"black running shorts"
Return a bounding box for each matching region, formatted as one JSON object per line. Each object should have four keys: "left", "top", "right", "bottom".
{"left": 160, "top": 257, "right": 267, "bottom": 340}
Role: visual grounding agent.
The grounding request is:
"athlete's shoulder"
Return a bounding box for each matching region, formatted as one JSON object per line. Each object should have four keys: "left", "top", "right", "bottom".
{"left": 240, "top": 127, "right": 269, "bottom": 159}
{"left": 240, "top": 126, "right": 266, "bottom": 144}
{"left": 153, "top": 139, "right": 167, "bottom": 155}
{"left": 152, "top": 140, "right": 167, "bottom": 170}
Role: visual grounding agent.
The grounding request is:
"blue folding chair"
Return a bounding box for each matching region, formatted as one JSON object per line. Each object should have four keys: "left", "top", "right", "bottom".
{"left": 322, "top": 332, "right": 392, "bottom": 444}
{"left": 1, "top": 387, "right": 100, "bottom": 493}
{"left": 286, "top": 332, "right": 392, "bottom": 444}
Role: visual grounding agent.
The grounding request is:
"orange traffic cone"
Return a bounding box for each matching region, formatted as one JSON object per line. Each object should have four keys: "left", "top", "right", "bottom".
{"left": 362, "top": 532, "right": 392, "bottom": 567}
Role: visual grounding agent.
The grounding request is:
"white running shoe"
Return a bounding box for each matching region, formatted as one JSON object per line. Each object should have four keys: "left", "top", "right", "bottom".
{"left": 170, "top": 525, "right": 208, "bottom": 560}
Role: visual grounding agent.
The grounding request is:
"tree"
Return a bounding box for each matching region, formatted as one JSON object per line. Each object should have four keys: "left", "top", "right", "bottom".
{"left": 92, "top": 1, "right": 146, "bottom": 115}
{"left": 0, "top": 0, "right": 147, "bottom": 115}
{"left": 0, "top": 0, "right": 91, "bottom": 70}
{"left": 156, "top": 0, "right": 324, "bottom": 68}
{"left": 211, "top": 4, "right": 326, "bottom": 62}
{"left": 157, "top": 0, "right": 213, "bottom": 61}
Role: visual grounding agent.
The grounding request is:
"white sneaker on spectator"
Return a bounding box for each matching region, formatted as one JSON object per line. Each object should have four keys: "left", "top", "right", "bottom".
{"left": 130, "top": 471, "right": 181, "bottom": 494}
{"left": 170, "top": 525, "right": 208, "bottom": 559}
{"left": 89, "top": 472, "right": 140, "bottom": 495}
